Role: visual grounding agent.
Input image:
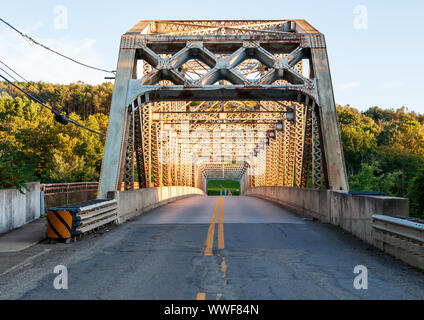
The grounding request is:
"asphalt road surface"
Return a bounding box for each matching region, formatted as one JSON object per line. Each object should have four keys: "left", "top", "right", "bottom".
{"left": 0, "top": 195, "right": 423, "bottom": 300}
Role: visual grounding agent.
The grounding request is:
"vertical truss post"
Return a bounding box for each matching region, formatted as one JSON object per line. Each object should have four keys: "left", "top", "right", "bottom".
{"left": 276, "top": 130, "right": 284, "bottom": 186}
{"left": 257, "top": 149, "right": 266, "bottom": 186}
{"left": 162, "top": 133, "right": 170, "bottom": 186}
{"left": 177, "top": 140, "right": 182, "bottom": 186}
{"left": 169, "top": 135, "right": 178, "bottom": 186}
{"left": 134, "top": 104, "right": 147, "bottom": 189}
{"left": 311, "top": 39, "right": 348, "bottom": 190}
{"left": 152, "top": 118, "right": 163, "bottom": 187}
{"left": 231, "top": 136, "right": 237, "bottom": 163}
{"left": 312, "top": 106, "right": 323, "bottom": 189}
{"left": 271, "top": 135, "right": 279, "bottom": 186}
{"left": 281, "top": 114, "right": 289, "bottom": 186}
{"left": 123, "top": 106, "right": 135, "bottom": 190}
{"left": 192, "top": 164, "right": 196, "bottom": 187}
{"left": 181, "top": 119, "right": 189, "bottom": 187}
{"left": 181, "top": 147, "right": 187, "bottom": 186}
{"left": 265, "top": 140, "right": 272, "bottom": 185}
{"left": 294, "top": 98, "right": 306, "bottom": 187}
{"left": 301, "top": 102, "right": 313, "bottom": 188}
{"left": 286, "top": 117, "right": 296, "bottom": 187}
{"left": 142, "top": 104, "right": 153, "bottom": 188}
{"left": 98, "top": 48, "right": 136, "bottom": 198}
{"left": 188, "top": 163, "right": 193, "bottom": 187}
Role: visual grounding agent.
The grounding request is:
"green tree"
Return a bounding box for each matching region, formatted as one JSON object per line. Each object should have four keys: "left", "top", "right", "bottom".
{"left": 337, "top": 105, "right": 379, "bottom": 174}
{"left": 349, "top": 161, "right": 402, "bottom": 196}
{"left": 341, "top": 126, "right": 377, "bottom": 174}
{"left": 47, "top": 154, "right": 98, "bottom": 182}
{"left": 408, "top": 166, "right": 424, "bottom": 219}
{"left": 0, "top": 143, "right": 37, "bottom": 193}
{"left": 364, "top": 106, "right": 396, "bottom": 123}
{"left": 0, "top": 92, "right": 107, "bottom": 185}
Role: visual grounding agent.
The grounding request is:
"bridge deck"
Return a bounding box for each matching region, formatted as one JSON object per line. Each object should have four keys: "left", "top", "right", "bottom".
{"left": 138, "top": 196, "right": 303, "bottom": 225}
{"left": 1, "top": 196, "right": 423, "bottom": 299}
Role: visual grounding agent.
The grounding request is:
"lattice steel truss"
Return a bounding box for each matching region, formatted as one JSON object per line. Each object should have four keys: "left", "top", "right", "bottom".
{"left": 98, "top": 20, "right": 348, "bottom": 198}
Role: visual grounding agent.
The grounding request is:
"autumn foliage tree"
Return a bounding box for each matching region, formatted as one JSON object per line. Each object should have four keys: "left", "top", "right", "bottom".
{"left": 0, "top": 87, "right": 108, "bottom": 184}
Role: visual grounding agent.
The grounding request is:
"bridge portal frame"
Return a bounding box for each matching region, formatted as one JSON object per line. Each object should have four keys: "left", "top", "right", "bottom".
{"left": 98, "top": 20, "right": 348, "bottom": 198}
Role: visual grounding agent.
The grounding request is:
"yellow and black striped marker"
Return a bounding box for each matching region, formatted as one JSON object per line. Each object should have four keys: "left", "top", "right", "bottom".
{"left": 46, "top": 210, "right": 74, "bottom": 241}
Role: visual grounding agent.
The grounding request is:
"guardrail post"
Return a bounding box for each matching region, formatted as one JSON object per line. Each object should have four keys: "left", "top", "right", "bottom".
{"left": 40, "top": 190, "right": 44, "bottom": 215}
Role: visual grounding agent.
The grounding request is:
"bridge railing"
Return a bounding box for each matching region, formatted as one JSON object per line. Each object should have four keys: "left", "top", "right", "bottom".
{"left": 108, "top": 186, "right": 206, "bottom": 223}
{"left": 244, "top": 186, "right": 423, "bottom": 270}
{"left": 372, "top": 215, "right": 424, "bottom": 269}
{"left": 41, "top": 182, "right": 99, "bottom": 213}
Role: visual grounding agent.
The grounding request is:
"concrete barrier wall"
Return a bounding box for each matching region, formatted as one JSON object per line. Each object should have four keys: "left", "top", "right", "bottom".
{"left": 244, "top": 186, "right": 409, "bottom": 245}
{"left": 244, "top": 187, "right": 331, "bottom": 222}
{"left": 240, "top": 174, "right": 249, "bottom": 196}
{"left": 0, "top": 182, "right": 41, "bottom": 234}
{"left": 372, "top": 215, "right": 424, "bottom": 269}
{"left": 329, "top": 191, "right": 409, "bottom": 244}
{"left": 108, "top": 186, "right": 205, "bottom": 223}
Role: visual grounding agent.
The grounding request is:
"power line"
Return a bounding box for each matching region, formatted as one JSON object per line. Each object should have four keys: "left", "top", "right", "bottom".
{"left": 0, "top": 60, "right": 29, "bottom": 82}
{"left": 0, "top": 73, "right": 106, "bottom": 137}
{"left": 0, "top": 17, "right": 116, "bottom": 75}
{"left": 0, "top": 58, "right": 65, "bottom": 113}
{"left": 0, "top": 66, "right": 24, "bottom": 85}
{"left": 0, "top": 58, "right": 107, "bottom": 137}
{"left": 0, "top": 72, "right": 57, "bottom": 113}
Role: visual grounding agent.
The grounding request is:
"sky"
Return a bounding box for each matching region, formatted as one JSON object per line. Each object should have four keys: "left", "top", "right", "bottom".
{"left": 0, "top": 0, "right": 423, "bottom": 113}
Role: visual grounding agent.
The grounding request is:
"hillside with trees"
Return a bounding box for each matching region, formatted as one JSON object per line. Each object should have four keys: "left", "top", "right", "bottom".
{"left": 1, "top": 81, "right": 423, "bottom": 218}
{"left": 0, "top": 82, "right": 109, "bottom": 187}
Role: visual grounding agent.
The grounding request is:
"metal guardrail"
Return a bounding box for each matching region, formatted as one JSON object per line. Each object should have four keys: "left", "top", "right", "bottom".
{"left": 47, "top": 199, "right": 118, "bottom": 243}
{"left": 41, "top": 182, "right": 99, "bottom": 195}
{"left": 41, "top": 182, "right": 99, "bottom": 214}
{"left": 372, "top": 214, "right": 424, "bottom": 268}
{"left": 76, "top": 200, "right": 118, "bottom": 234}
{"left": 349, "top": 191, "right": 386, "bottom": 196}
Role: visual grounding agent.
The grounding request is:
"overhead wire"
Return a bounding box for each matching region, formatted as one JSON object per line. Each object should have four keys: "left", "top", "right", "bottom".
{"left": 0, "top": 17, "right": 116, "bottom": 74}
{"left": 0, "top": 65, "right": 23, "bottom": 85}
{"left": 0, "top": 17, "right": 112, "bottom": 137}
{"left": 0, "top": 72, "right": 106, "bottom": 137}
{"left": 0, "top": 58, "right": 65, "bottom": 113}
{"left": 0, "top": 59, "right": 29, "bottom": 82}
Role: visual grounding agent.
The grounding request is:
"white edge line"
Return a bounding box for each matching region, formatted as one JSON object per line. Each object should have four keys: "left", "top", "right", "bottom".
{"left": 0, "top": 249, "right": 52, "bottom": 277}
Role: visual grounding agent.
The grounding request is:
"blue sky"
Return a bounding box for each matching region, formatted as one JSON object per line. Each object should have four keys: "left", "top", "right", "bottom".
{"left": 1, "top": 0, "right": 423, "bottom": 113}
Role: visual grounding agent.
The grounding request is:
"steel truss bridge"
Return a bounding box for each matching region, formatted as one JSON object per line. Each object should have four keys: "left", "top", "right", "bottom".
{"left": 3, "top": 20, "right": 420, "bottom": 301}
{"left": 98, "top": 20, "right": 349, "bottom": 198}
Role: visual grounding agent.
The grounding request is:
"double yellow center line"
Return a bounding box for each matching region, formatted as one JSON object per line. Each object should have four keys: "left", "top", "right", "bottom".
{"left": 204, "top": 196, "right": 225, "bottom": 256}
{"left": 198, "top": 197, "right": 226, "bottom": 300}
